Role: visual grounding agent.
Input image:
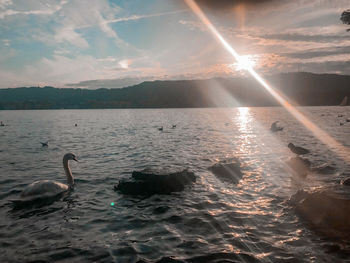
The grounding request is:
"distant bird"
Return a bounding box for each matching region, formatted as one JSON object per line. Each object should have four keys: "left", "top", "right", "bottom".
{"left": 346, "top": 118, "right": 350, "bottom": 122}
{"left": 172, "top": 124, "right": 176, "bottom": 129}
{"left": 75, "top": 123, "right": 78, "bottom": 127}
{"left": 0, "top": 121, "right": 4, "bottom": 126}
{"left": 338, "top": 114, "right": 344, "bottom": 117}
{"left": 158, "top": 126, "right": 163, "bottom": 131}
{"left": 40, "top": 141, "right": 49, "bottom": 147}
{"left": 20, "top": 153, "right": 78, "bottom": 200}
{"left": 288, "top": 143, "right": 310, "bottom": 155}
{"left": 340, "top": 122, "right": 344, "bottom": 126}
{"left": 341, "top": 178, "right": 350, "bottom": 186}
{"left": 270, "top": 121, "right": 283, "bottom": 132}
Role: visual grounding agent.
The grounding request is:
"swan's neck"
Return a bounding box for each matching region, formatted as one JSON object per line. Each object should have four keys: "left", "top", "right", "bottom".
{"left": 63, "top": 159, "right": 74, "bottom": 187}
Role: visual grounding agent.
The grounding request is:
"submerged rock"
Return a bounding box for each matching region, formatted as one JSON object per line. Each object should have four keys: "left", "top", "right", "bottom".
{"left": 115, "top": 169, "right": 196, "bottom": 195}
{"left": 286, "top": 157, "right": 335, "bottom": 179}
{"left": 286, "top": 157, "right": 311, "bottom": 178}
{"left": 293, "top": 190, "right": 350, "bottom": 235}
{"left": 310, "top": 164, "right": 336, "bottom": 174}
{"left": 208, "top": 159, "right": 243, "bottom": 184}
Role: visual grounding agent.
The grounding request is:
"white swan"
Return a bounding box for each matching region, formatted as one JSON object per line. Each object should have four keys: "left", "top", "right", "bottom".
{"left": 20, "top": 153, "right": 78, "bottom": 199}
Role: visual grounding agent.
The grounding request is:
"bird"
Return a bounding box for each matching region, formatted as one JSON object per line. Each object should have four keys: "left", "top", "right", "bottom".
{"left": 171, "top": 124, "right": 177, "bottom": 129}
{"left": 40, "top": 141, "right": 48, "bottom": 147}
{"left": 20, "top": 153, "right": 78, "bottom": 200}
{"left": 75, "top": 123, "right": 78, "bottom": 127}
{"left": 0, "top": 121, "right": 4, "bottom": 126}
{"left": 158, "top": 126, "right": 163, "bottom": 131}
{"left": 340, "top": 122, "right": 344, "bottom": 126}
{"left": 288, "top": 143, "right": 310, "bottom": 155}
{"left": 270, "top": 121, "right": 283, "bottom": 132}
{"left": 346, "top": 118, "right": 350, "bottom": 122}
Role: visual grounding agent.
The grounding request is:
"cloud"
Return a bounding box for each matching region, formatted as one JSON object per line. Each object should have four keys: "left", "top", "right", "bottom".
{"left": 66, "top": 76, "right": 156, "bottom": 89}
{"left": 0, "top": 0, "right": 65, "bottom": 19}
{"left": 54, "top": 26, "right": 89, "bottom": 48}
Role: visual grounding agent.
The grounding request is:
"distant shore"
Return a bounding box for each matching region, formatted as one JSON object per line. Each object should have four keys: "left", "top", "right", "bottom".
{"left": 0, "top": 72, "right": 349, "bottom": 110}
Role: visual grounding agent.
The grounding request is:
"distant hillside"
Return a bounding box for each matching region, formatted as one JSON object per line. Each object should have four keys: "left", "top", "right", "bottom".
{"left": 0, "top": 72, "right": 349, "bottom": 110}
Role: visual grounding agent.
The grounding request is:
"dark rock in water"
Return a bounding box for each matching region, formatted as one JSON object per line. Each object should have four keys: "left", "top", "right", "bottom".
{"left": 208, "top": 159, "right": 243, "bottom": 184}
{"left": 115, "top": 169, "right": 196, "bottom": 195}
{"left": 286, "top": 157, "right": 311, "bottom": 178}
{"left": 293, "top": 190, "right": 350, "bottom": 235}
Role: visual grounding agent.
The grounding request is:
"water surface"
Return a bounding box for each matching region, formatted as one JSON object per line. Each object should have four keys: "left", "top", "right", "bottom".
{"left": 0, "top": 107, "right": 350, "bottom": 262}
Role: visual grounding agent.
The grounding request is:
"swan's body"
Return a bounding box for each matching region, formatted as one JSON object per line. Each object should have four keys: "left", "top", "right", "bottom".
{"left": 20, "top": 153, "right": 78, "bottom": 200}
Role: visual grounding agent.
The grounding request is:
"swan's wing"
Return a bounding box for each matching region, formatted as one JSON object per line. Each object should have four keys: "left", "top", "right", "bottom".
{"left": 21, "top": 180, "right": 68, "bottom": 199}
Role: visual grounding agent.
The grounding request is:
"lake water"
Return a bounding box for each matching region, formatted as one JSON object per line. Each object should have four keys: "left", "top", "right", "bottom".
{"left": 0, "top": 107, "right": 350, "bottom": 262}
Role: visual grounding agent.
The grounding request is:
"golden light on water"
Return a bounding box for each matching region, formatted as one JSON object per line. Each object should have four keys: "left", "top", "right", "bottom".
{"left": 184, "top": 0, "right": 350, "bottom": 163}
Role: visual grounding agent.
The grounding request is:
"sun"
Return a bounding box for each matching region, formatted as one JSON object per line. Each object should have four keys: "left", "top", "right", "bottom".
{"left": 232, "top": 55, "right": 257, "bottom": 71}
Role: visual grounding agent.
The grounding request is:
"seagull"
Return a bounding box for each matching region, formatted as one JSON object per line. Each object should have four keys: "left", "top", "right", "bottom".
{"left": 270, "top": 121, "right": 283, "bottom": 132}
{"left": 40, "top": 141, "right": 49, "bottom": 147}
{"left": 288, "top": 143, "right": 310, "bottom": 155}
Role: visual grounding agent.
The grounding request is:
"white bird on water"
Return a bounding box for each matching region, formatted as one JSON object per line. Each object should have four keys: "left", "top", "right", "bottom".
{"left": 20, "top": 153, "right": 78, "bottom": 200}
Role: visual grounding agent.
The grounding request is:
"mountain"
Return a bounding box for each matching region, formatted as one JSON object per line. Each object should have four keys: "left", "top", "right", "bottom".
{"left": 0, "top": 72, "right": 349, "bottom": 110}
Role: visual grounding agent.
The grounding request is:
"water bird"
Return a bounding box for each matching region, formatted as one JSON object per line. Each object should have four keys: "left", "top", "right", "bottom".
{"left": 0, "top": 121, "right": 4, "bottom": 126}
{"left": 172, "top": 124, "right": 176, "bottom": 129}
{"left": 288, "top": 143, "right": 310, "bottom": 155}
{"left": 270, "top": 121, "right": 283, "bottom": 132}
{"left": 346, "top": 118, "right": 350, "bottom": 122}
{"left": 341, "top": 178, "right": 350, "bottom": 186}
{"left": 20, "top": 153, "right": 78, "bottom": 200}
{"left": 40, "top": 141, "right": 48, "bottom": 147}
{"left": 338, "top": 114, "right": 344, "bottom": 117}
{"left": 75, "top": 123, "right": 78, "bottom": 127}
{"left": 158, "top": 126, "right": 163, "bottom": 131}
{"left": 340, "top": 122, "right": 344, "bottom": 126}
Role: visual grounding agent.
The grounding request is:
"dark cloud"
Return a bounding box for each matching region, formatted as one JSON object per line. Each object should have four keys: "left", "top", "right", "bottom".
{"left": 194, "top": 0, "right": 279, "bottom": 10}
{"left": 284, "top": 46, "right": 350, "bottom": 59}
{"left": 261, "top": 33, "right": 350, "bottom": 43}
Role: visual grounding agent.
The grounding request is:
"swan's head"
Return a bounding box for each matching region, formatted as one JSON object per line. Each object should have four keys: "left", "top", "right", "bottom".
{"left": 64, "top": 153, "right": 78, "bottom": 162}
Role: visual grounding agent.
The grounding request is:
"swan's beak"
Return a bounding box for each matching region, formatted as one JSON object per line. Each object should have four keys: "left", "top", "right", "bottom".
{"left": 73, "top": 157, "right": 79, "bottom": 162}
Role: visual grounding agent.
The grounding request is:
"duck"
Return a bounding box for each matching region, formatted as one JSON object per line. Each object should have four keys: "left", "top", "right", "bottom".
{"left": 288, "top": 143, "right": 310, "bottom": 155}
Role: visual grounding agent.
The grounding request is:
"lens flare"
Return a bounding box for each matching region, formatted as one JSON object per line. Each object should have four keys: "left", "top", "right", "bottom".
{"left": 184, "top": 0, "right": 350, "bottom": 163}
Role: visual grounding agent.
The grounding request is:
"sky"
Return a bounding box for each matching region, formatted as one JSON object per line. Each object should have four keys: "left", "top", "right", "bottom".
{"left": 0, "top": 0, "right": 349, "bottom": 89}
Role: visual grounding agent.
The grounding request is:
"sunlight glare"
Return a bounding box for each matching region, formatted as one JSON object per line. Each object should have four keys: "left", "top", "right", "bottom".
{"left": 184, "top": 0, "right": 350, "bottom": 163}
{"left": 233, "top": 55, "right": 256, "bottom": 71}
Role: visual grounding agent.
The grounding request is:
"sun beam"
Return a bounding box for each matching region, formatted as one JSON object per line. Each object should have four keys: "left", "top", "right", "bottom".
{"left": 184, "top": 0, "right": 350, "bottom": 163}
